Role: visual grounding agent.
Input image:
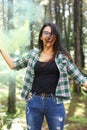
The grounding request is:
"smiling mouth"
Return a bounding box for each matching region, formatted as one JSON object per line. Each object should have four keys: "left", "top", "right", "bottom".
{"left": 46, "top": 38, "right": 53, "bottom": 43}
{"left": 46, "top": 40, "right": 51, "bottom": 42}
{"left": 45, "top": 37, "right": 52, "bottom": 41}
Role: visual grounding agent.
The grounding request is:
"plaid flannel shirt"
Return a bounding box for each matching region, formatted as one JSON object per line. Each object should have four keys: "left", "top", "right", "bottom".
{"left": 14, "top": 49, "right": 86, "bottom": 103}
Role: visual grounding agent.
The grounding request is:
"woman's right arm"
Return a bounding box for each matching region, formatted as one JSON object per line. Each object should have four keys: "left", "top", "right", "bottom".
{"left": 0, "top": 47, "right": 15, "bottom": 69}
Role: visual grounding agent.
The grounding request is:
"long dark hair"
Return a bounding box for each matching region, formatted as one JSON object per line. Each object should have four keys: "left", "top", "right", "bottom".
{"left": 38, "top": 22, "right": 72, "bottom": 59}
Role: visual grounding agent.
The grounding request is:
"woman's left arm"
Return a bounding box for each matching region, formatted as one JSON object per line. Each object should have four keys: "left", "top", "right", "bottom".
{"left": 67, "top": 58, "right": 87, "bottom": 88}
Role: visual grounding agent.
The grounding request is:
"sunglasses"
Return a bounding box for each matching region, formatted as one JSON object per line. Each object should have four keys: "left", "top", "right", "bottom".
{"left": 42, "top": 31, "right": 56, "bottom": 37}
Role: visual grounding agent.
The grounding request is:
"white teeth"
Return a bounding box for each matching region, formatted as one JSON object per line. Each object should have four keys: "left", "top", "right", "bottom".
{"left": 47, "top": 40, "right": 51, "bottom": 42}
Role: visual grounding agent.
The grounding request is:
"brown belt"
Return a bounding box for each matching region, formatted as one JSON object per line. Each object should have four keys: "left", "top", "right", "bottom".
{"left": 35, "top": 93, "right": 67, "bottom": 99}
{"left": 36, "top": 93, "right": 53, "bottom": 97}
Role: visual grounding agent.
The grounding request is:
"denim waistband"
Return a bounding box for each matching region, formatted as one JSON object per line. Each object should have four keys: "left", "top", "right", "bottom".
{"left": 33, "top": 92, "right": 67, "bottom": 99}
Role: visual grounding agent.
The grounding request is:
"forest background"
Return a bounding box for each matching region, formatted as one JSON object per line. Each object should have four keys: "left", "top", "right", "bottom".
{"left": 0, "top": 0, "right": 87, "bottom": 130}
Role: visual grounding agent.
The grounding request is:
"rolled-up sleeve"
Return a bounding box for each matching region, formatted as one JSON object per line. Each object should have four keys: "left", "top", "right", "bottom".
{"left": 13, "top": 53, "right": 30, "bottom": 70}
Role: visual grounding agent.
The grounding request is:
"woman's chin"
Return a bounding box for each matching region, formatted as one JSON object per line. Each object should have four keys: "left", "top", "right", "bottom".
{"left": 46, "top": 42, "right": 53, "bottom": 47}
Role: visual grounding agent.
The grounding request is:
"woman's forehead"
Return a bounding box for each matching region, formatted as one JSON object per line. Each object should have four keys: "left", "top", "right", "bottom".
{"left": 43, "top": 26, "right": 51, "bottom": 32}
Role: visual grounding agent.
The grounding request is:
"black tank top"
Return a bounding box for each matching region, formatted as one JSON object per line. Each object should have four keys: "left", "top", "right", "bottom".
{"left": 32, "top": 60, "right": 60, "bottom": 95}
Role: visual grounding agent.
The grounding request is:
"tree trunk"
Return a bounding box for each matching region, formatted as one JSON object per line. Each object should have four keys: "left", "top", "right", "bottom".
{"left": 7, "top": 0, "right": 14, "bottom": 30}
{"left": 67, "top": 0, "right": 72, "bottom": 52}
{"left": 73, "top": 0, "right": 82, "bottom": 93}
{"left": 7, "top": 0, "right": 16, "bottom": 113}
{"left": 49, "top": 0, "right": 52, "bottom": 21}
{"left": 80, "top": 0, "right": 85, "bottom": 68}
{"left": 2, "top": 0, "right": 6, "bottom": 30}
{"left": 74, "top": 0, "right": 82, "bottom": 68}
{"left": 45, "top": 1, "right": 52, "bottom": 22}
{"left": 54, "top": 0, "right": 62, "bottom": 33}
{"left": 8, "top": 71, "right": 16, "bottom": 114}
{"left": 62, "top": 0, "right": 67, "bottom": 47}
{"left": 29, "top": 22, "right": 34, "bottom": 49}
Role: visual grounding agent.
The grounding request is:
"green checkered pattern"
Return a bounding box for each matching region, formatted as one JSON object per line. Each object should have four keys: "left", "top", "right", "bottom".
{"left": 14, "top": 49, "right": 86, "bottom": 103}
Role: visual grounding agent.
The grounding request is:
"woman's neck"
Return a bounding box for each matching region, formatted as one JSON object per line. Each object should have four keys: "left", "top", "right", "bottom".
{"left": 42, "top": 47, "right": 54, "bottom": 55}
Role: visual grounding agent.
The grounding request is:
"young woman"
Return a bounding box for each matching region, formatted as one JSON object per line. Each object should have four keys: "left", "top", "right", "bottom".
{"left": 0, "top": 22, "right": 87, "bottom": 130}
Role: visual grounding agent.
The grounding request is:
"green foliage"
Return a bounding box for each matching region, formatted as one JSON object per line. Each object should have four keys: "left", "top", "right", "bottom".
{"left": 0, "top": 28, "right": 29, "bottom": 53}
{"left": 68, "top": 117, "right": 87, "bottom": 124}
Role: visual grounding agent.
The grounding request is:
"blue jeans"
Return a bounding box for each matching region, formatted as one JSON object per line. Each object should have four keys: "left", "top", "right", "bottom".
{"left": 26, "top": 94, "right": 66, "bottom": 130}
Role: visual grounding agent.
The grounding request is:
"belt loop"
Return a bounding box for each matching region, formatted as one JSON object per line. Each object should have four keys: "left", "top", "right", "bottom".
{"left": 50, "top": 93, "right": 54, "bottom": 98}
